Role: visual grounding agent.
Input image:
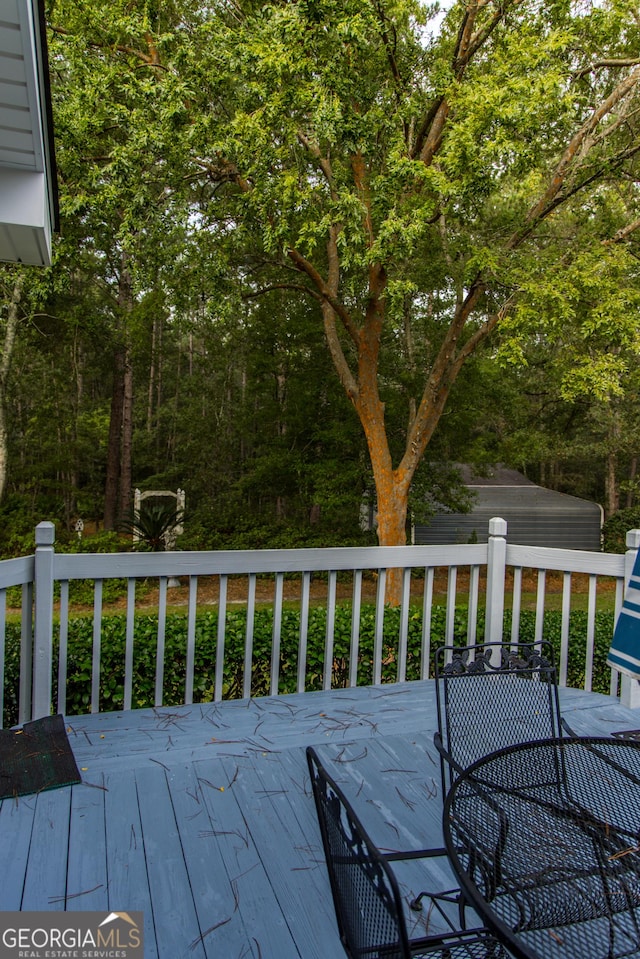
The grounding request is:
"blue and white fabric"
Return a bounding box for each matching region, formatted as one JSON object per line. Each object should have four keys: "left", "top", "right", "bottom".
{"left": 608, "top": 549, "right": 640, "bottom": 679}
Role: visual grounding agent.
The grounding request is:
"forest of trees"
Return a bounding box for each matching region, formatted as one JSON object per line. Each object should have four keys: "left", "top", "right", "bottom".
{"left": 1, "top": 0, "right": 640, "bottom": 557}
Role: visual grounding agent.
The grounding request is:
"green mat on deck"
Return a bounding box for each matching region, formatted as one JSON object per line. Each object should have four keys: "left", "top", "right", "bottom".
{"left": 0, "top": 713, "right": 81, "bottom": 800}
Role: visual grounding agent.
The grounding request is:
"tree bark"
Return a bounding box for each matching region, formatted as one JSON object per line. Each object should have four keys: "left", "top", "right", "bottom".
{"left": 627, "top": 457, "right": 638, "bottom": 508}
{"left": 118, "top": 346, "right": 134, "bottom": 521}
{"left": 606, "top": 451, "right": 619, "bottom": 518}
{"left": 0, "top": 272, "right": 24, "bottom": 503}
{"left": 103, "top": 345, "right": 126, "bottom": 530}
{"left": 103, "top": 254, "right": 134, "bottom": 529}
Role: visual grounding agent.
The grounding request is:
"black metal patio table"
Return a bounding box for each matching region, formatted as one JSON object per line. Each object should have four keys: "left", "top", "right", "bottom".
{"left": 443, "top": 736, "right": 640, "bottom": 959}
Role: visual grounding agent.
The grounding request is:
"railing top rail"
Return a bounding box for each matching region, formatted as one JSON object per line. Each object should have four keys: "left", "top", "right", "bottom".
{"left": 52, "top": 542, "right": 490, "bottom": 580}
{"left": 0, "top": 554, "right": 35, "bottom": 589}
{"left": 506, "top": 543, "right": 625, "bottom": 577}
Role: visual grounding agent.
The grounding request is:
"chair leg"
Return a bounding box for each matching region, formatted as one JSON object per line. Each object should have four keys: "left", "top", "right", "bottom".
{"left": 409, "top": 888, "right": 466, "bottom": 927}
{"left": 410, "top": 891, "right": 428, "bottom": 911}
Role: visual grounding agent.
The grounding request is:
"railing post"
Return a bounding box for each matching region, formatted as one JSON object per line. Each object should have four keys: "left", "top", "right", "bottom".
{"left": 484, "top": 517, "right": 507, "bottom": 648}
{"left": 620, "top": 529, "right": 640, "bottom": 709}
{"left": 32, "top": 521, "right": 55, "bottom": 719}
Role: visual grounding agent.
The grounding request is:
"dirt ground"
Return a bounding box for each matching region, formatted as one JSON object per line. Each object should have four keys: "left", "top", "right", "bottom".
{"left": 92, "top": 566, "right": 614, "bottom": 615}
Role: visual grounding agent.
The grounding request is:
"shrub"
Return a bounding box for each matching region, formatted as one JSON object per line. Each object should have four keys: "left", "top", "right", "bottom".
{"left": 1, "top": 604, "right": 617, "bottom": 727}
{"left": 602, "top": 508, "right": 640, "bottom": 553}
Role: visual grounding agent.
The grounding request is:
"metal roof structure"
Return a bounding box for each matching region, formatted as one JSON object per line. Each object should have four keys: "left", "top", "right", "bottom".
{"left": 414, "top": 466, "right": 604, "bottom": 550}
{"left": 0, "top": 0, "right": 58, "bottom": 266}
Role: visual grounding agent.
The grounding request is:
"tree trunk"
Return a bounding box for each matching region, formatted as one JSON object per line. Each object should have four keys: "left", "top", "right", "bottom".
{"left": 103, "top": 345, "right": 126, "bottom": 530}
{"left": 104, "top": 254, "right": 134, "bottom": 529}
{"left": 605, "top": 451, "right": 619, "bottom": 518}
{"left": 147, "top": 315, "right": 158, "bottom": 432}
{"left": 627, "top": 457, "right": 637, "bottom": 508}
{"left": 0, "top": 272, "right": 24, "bottom": 503}
{"left": 118, "top": 347, "right": 134, "bottom": 521}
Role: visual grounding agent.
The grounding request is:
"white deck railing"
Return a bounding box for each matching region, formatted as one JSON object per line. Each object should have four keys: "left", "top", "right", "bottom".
{"left": 1, "top": 519, "right": 639, "bottom": 725}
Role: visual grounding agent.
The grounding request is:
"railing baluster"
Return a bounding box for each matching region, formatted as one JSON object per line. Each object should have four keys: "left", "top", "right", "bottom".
{"left": 215, "top": 574, "right": 227, "bottom": 701}
{"left": 155, "top": 576, "right": 168, "bottom": 706}
{"left": 91, "top": 579, "right": 103, "bottom": 713}
{"left": 510, "top": 567, "right": 522, "bottom": 647}
{"left": 124, "top": 578, "right": 135, "bottom": 712}
{"left": 421, "top": 567, "right": 434, "bottom": 679}
{"left": 297, "top": 571, "right": 311, "bottom": 694}
{"left": 397, "top": 568, "right": 411, "bottom": 683}
{"left": 271, "top": 572, "right": 284, "bottom": 696}
{"left": 584, "top": 574, "right": 597, "bottom": 693}
{"left": 0, "top": 588, "right": 5, "bottom": 727}
{"left": 185, "top": 576, "right": 198, "bottom": 705}
{"left": 57, "top": 580, "right": 69, "bottom": 715}
{"left": 19, "top": 581, "right": 33, "bottom": 725}
{"left": 447, "top": 566, "right": 457, "bottom": 645}
{"left": 244, "top": 573, "right": 256, "bottom": 699}
{"left": 373, "top": 569, "right": 386, "bottom": 685}
{"left": 534, "top": 569, "right": 546, "bottom": 648}
{"left": 349, "top": 570, "right": 362, "bottom": 687}
{"left": 467, "top": 565, "right": 479, "bottom": 645}
{"left": 323, "top": 570, "right": 337, "bottom": 691}
{"left": 559, "top": 571, "right": 571, "bottom": 687}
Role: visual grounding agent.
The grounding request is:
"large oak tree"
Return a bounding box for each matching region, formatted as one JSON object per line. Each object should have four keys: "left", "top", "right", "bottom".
{"left": 49, "top": 0, "right": 640, "bottom": 568}
{"left": 184, "top": 0, "right": 640, "bottom": 555}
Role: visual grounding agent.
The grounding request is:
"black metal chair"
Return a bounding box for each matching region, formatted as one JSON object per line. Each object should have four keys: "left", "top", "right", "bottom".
{"left": 431, "top": 641, "right": 600, "bottom": 937}
{"left": 306, "top": 745, "right": 507, "bottom": 959}
{"left": 434, "top": 641, "right": 575, "bottom": 796}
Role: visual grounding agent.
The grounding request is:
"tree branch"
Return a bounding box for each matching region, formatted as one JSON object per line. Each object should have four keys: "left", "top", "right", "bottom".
{"left": 371, "top": 0, "right": 403, "bottom": 88}
{"left": 241, "top": 283, "right": 322, "bottom": 301}
{"left": 352, "top": 152, "right": 374, "bottom": 248}
{"left": 50, "top": 24, "right": 166, "bottom": 69}
{"left": 296, "top": 132, "right": 335, "bottom": 196}
{"left": 287, "top": 248, "right": 360, "bottom": 345}
{"left": 461, "top": 0, "right": 523, "bottom": 68}
{"left": 399, "top": 276, "right": 486, "bottom": 475}
{"left": 603, "top": 217, "right": 640, "bottom": 245}
{"left": 416, "top": 1, "right": 520, "bottom": 165}
{"left": 575, "top": 58, "right": 640, "bottom": 80}
{"left": 523, "top": 64, "right": 640, "bottom": 227}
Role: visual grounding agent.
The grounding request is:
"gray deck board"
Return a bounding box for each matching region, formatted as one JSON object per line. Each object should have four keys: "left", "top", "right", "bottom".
{"left": 102, "top": 769, "right": 160, "bottom": 958}
{"left": 0, "top": 681, "right": 639, "bottom": 957}
{"left": 66, "top": 781, "right": 108, "bottom": 910}
{"left": 21, "top": 788, "right": 71, "bottom": 909}
{"left": 136, "top": 764, "right": 208, "bottom": 959}
{"left": 167, "top": 762, "right": 261, "bottom": 959}
{"left": 194, "top": 758, "right": 299, "bottom": 959}
{"left": 0, "top": 796, "right": 35, "bottom": 910}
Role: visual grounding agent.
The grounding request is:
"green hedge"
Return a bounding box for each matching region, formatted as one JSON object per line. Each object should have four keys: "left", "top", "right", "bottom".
{"left": 1, "top": 605, "right": 617, "bottom": 726}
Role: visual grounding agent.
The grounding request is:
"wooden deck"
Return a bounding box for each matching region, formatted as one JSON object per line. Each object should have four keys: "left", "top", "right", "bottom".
{"left": 1, "top": 682, "right": 639, "bottom": 959}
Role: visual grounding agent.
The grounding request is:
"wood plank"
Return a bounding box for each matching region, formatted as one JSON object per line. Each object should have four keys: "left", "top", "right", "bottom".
{"left": 21, "top": 789, "right": 72, "bottom": 909}
{"left": 134, "top": 764, "right": 207, "bottom": 959}
{"left": 195, "top": 757, "right": 300, "bottom": 958}
{"left": 0, "top": 795, "right": 36, "bottom": 909}
{"left": 167, "top": 762, "right": 261, "bottom": 958}
{"left": 65, "top": 781, "right": 108, "bottom": 910}
{"left": 217, "top": 752, "right": 341, "bottom": 958}
{"left": 102, "top": 769, "right": 158, "bottom": 959}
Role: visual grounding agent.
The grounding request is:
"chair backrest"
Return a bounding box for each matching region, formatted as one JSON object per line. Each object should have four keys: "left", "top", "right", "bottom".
{"left": 435, "top": 642, "right": 563, "bottom": 794}
{"left": 306, "top": 745, "right": 409, "bottom": 959}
